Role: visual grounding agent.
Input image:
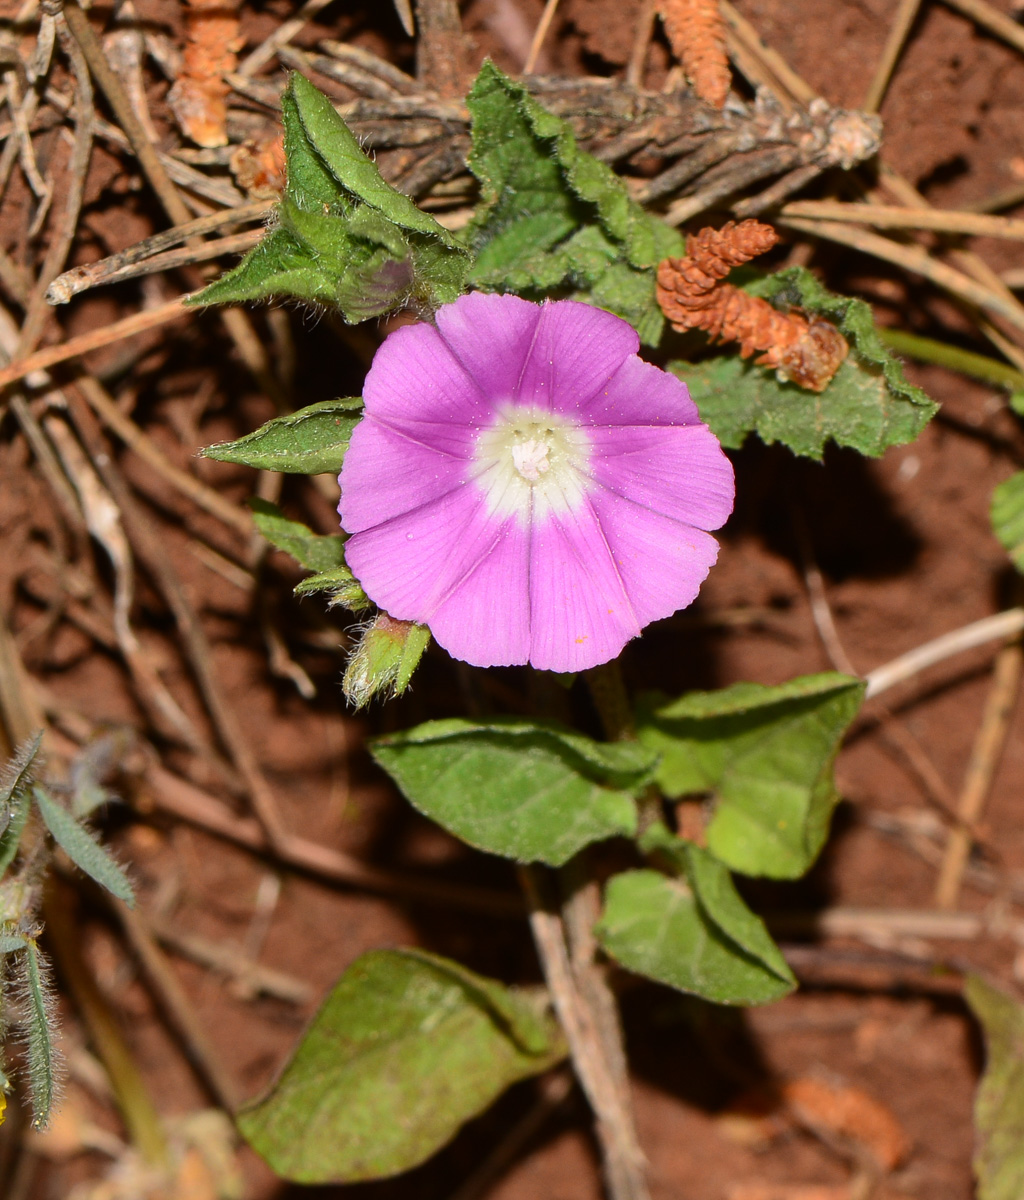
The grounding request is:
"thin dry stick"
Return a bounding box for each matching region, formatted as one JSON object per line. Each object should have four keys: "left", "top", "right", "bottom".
{"left": 862, "top": 0, "right": 923, "bottom": 113}
{"left": 934, "top": 635, "right": 1024, "bottom": 909}
{"left": 524, "top": 0, "right": 561, "bottom": 73}
{"left": 626, "top": 0, "right": 658, "bottom": 89}
{"left": 0, "top": 297, "right": 189, "bottom": 394}
{"left": 864, "top": 608, "right": 1024, "bottom": 700}
{"left": 766, "top": 905, "right": 1016, "bottom": 942}
{"left": 793, "top": 518, "right": 857, "bottom": 676}
{"left": 16, "top": 12, "right": 93, "bottom": 355}
{"left": 778, "top": 216, "right": 1024, "bottom": 336}
{"left": 237, "top": 0, "right": 337, "bottom": 76}
{"left": 145, "top": 762, "right": 524, "bottom": 916}
{"left": 781, "top": 200, "right": 1024, "bottom": 242}
{"left": 114, "top": 903, "right": 244, "bottom": 1112}
{"left": 67, "top": 384, "right": 290, "bottom": 851}
{"left": 718, "top": 0, "right": 816, "bottom": 104}
{"left": 75, "top": 376, "right": 252, "bottom": 536}
{"left": 414, "top": 0, "right": 468, "bottom": 97}
{"left": 49, "top": 223, "right": 267, "bottom": 303}
{"left": 519, "top": 866, "right": 649, "bottom": 1200}
{"left": 940, "top": 0, "right": 1024, "bottom": 57}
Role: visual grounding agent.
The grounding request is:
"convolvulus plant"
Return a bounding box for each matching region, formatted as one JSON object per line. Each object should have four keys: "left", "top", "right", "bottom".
{"left": 193, "top": 65, "right": 938, "bottom": 1196}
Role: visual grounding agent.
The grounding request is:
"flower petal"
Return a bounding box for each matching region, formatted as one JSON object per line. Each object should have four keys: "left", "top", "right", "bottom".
{"left": 339, "top": 417, "right": 472, "bottom": 533}
{"left": 580, "top": 353, "right": 701, "bottom": 426}
{"left": 588, "top": 422, "right": 735, "bottom": 530}
{"left": 362, "top": 319, "right": 486, "bottom": 426}
{"left": 587, "top": 487, "right": 721, "bottom": 631}
{"left": 519, "top": 301, "right": 639, "bottom": 415}
{"left": 434, "top": 291, "right": 544, "bottom": 400}
{"left": 527, "top": 504, "right": 642, "bottom": 673}
{"left": 343, "top": 486, "right": 531, "bottom": 667}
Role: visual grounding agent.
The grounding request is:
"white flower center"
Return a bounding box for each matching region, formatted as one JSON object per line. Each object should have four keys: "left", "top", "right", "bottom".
{"left": 473, "top": 403, "right": 591, "bottom": 524}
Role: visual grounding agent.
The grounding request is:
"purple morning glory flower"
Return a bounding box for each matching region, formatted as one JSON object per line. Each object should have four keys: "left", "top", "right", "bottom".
{"left": 338, "top": 292, "right": 735, "bottom": 673}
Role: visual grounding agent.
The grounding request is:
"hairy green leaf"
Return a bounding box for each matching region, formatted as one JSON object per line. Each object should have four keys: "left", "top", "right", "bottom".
{"left": 238, "top": 948, "right": 564, "bottom": 1183}
{"left": 202, "top": 398, "right": 362, "bottom": 476}
{"left": 293, "top": 564, "right": 371, "bottom": 611}
{"left": 371, "top": 717, "right": 651, "bottom": 865}
{"left": 0, "top": 794, "right": 31, "bottom": 876}
{"left": 596, "top": 863, "right": 795, "bottom": 1005}
{"left": 33, "top": 787, "right": 134, "bottom": 906}
{"left": 248, "top": 499, "right": 347, "bottom": 574}
{"left": 966, "top": 975, "right": 1024, "bottom": 1200}
{"left": 992, "top": 472, "right": 1024, "bottom": 573}
{"left": 343, "top": 615, "right": 431, "bottom": 708}
{"left": 191, "top": 76, "right": 467, "bottom": 316}
{"left": 0, "top": 732, "right": 42, "bottom": 841}
{"left": 636, "top": 673, "right": 864, "bottom": 878}
{"left": 677, "top": 266, "right": 937, "bottom": 459}
{"left": 466, "top": 61, "right": 682, "bottom": 341}
{"left": 18, "top": 941, "right": 61, "bottom": 1129}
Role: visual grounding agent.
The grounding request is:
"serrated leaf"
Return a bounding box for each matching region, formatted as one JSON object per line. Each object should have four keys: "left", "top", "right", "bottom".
{"left": 32, "top": 788, "right": 134, "bottom": 906}
{"left": 992, "top": 472, "right": 1024, "bottom": 573}
{"left": 248, "top": 499, "right": 347, "bottom": 574}
{"left": 371, "top": 717, "right": 651, "bottom": 865}
{"left": 465, "top": 61, "right": 682, "bottom": 342}
{"left": 343, "top": 614, "right": 431, "bottom": 708}
{"left": 294, "top": 564, "right": 371, "bottom": 611}
{"left": 676, "top": 266, "right": 937, "bottom": 459}
{"left": 202, "top": 398, "right": 362, "bottom": 475}
{"left": 636, "top": 673, "right": 864, "bottom": 878}
{"left": 965, "top": 975, "right": 1024, "bottom": 1200}
{"left": 237, "top": 948, "right": 564, "bottom": 1183}
{"left": 596, "top": 866, "right": 794, "bottom": 1005}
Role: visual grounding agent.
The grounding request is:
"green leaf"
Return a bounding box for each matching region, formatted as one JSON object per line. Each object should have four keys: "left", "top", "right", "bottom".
{"left": 965, "top": 975, "right": 1024, "bottom": 1200}
{"left": 465, "top": 61, "right": 682, "bottom": 342}
{"left": 0, "top": 792, "right": 31, "bottom": 876}
{"left": 294, "top": 564, "right": 371, "bottom": 611}
{"left": 343, "top": 614, "right": 431, "bottom": 708}
{"left": 202, "top": 398, "right": 362, "bottom": 475}
{"left": 32, "top": 787, "right": 135, "bottom": 906}
{"left": 371, "top": 717, "right": 650, "bottom": 865}
{"left": 677, "top": 266, "right": 938, "bottom": 459}
{"left": 248, "top": 499, "right": 347, "bottom": 574}
{"left": 191, "top": 76, "right": 468, "bottom": 317}
{"left": 636, "top": 673, "right": 864, "bottom": 878}
{"left": 0, "top": 731, "right": 42, "bottom": 840}
{"left": 237, "top": 948, "right": 564, "bottom": 1183}
{"left": 992, "top": 472, "right": 1024, "bottom": 573}
{"left": 18, "top": 940, "right": 60, "bottom": 1129}
{"left": 596, "top": 864, "right": 795, "bottom": 1005}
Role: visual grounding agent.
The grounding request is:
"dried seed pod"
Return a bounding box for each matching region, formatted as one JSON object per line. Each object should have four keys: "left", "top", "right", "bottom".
{"left": 657, "top": 219, "right": 849, "bottom": 393}
{"left": 168, "top": 0, "right": 242, "bottom": 148}
{"left": 659, "top": 0, "right": 731, "bottom": 110}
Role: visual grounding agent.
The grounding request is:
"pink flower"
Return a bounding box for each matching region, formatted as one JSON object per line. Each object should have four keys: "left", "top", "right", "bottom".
{"left": 339, "top": 293, "right": 735, "bottom": 673}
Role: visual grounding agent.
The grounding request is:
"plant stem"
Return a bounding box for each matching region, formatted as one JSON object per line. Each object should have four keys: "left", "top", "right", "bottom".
{"left": 520, "top": 865, "right": 649, "bottom": 1200}
{"left": 878, "top": 327, "right": 1024, "bottom": 391}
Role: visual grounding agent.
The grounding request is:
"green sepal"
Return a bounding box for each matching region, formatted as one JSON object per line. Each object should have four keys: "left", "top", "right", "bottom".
{"left": 676, "top": 265, "right": 938, "bottom": 459}
{"left": 237, "top": 948, "right": 565, "bottom": 1183}
{"left": 202, "top": 398, "right": 362, "bottom": 475}
{"left": 371, "top": 717, "right": 652, "bottom": 865}
{"left": 294, "top": 565, "right": 371, "bottom": 611}
{"left": 343, "top": 614, "right": 431, "bottom": 708}
{"left": 636, "top": 673, "right": 865, "bottom": 879}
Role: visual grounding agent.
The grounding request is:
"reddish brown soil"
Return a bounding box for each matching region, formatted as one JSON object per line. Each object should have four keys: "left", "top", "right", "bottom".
{"left": 5, "top": 1, "right": 1024, "bottom": 1199}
